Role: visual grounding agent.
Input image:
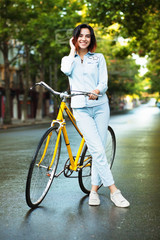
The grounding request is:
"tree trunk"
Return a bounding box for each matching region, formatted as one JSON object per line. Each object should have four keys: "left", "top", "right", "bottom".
{"left": 36, "top": 83, "right": 43, "bottom": 120}
{"left": 53, "top": 61, "right": 58, "bottom": 118}
{"left": 21, "top": 45, "right": 30, "bottom": 122}
{"left": 3, "top": 41, "right": 11, "bottom": 124}
{"left": 36, "top": 56, "right": 44, "bottom": 120}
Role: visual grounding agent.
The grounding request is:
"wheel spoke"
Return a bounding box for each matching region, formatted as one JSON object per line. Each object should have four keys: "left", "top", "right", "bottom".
{"left": 26, "top": 127, "right": 61, "bottom": 208}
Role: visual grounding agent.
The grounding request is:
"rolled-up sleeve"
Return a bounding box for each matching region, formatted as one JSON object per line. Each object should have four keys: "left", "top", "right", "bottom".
{"left": 61, "top": 56, "right": 75, "bottom": 76}
{"left": 97, "top": 54, "right": 108, "bottom": 94}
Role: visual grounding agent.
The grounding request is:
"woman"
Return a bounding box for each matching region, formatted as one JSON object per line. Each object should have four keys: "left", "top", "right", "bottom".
{"left": 61, "top": 24, "right": 130, "bottom": 207}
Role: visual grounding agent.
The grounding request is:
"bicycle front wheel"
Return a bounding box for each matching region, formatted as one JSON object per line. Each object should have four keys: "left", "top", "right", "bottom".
{"left": 26, "top": 126, "right": 61, "bottom": 208}
{"left": 78, "top": 126, "right": 116, "bottom": 195}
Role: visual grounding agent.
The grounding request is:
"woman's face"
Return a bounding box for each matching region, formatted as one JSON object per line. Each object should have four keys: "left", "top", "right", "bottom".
{"left": 77, "top": 28, "right": 91, "bottom": 50}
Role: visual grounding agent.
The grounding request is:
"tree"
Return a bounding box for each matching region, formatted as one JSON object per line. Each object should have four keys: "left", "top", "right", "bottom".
{"left": 95, "top": 30, "right": 141, "bottom": 96}
{"left": 85, "top": 0, "right": 160, "bottom": 95}
{"left": 85, "top": 0, "right": 160, "bottom": 38}
{"left": 136, "top": 10, "right": 160, "bottom": 95}
{"left": 24, "top": 0, "right": 84, "bottom": 119}
{"left": 0, "top": 0, "right": 28, "bottom": 124}
{"left": 145, "top": 57, "right": 160, "bottom": 96}
{"left": 0, "top": 0, "right": 84, "bottom": 123}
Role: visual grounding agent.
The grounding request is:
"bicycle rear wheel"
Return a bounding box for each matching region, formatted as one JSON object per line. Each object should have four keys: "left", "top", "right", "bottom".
{"left": 26, "top": 126, "right": 61, "bottom": 208}
{"left": 78, "top": 126, "right": 116, "bottom": 195}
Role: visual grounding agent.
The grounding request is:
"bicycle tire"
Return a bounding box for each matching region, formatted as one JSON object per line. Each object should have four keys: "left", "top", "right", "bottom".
{"left": 26, "top": 126, "right": 61, "bottom": 208}
{"left": 78, "top": 126, "right": 116, "bottom": 195}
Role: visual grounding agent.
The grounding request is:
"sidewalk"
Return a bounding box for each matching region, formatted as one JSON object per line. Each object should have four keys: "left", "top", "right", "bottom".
{"left": 0, "top": 108, "right": 132, "bottom": 130}
{"left": 0, "top": 117, "right": 51, "bottom": 130}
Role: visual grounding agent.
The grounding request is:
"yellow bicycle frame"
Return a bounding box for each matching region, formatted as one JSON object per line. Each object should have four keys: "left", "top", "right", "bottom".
{"left": 56, "top": 101, "right": 85, "bottom": 171}
{"left": 40, "top": 100, "right": 86, "bottom": 171}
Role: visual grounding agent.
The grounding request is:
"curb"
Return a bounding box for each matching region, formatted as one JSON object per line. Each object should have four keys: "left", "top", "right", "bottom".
{"left": 0, "top": 119, "right": 51, "bottom": 130}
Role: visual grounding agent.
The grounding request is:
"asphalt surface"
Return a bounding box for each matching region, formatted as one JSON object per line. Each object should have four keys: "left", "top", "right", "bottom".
{"left": 0, "top": 99, "right": 160, "bottom": 240}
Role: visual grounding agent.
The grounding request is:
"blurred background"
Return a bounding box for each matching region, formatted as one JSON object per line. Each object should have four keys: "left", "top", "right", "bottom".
{"left": 0, "top": 2, "right": 160, "bottom": 239}
{"left": 0, "top": 0, "right": 159, "bottom": 125}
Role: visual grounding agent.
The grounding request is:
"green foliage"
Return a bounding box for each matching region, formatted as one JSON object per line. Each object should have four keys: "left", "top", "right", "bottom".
{"left": 0, "top": 0, "right": 84, "bottom": 84}
{"left": 0, "top": 0, "right": 85, "bottom": 122}
{"left": 0, "top": 0, "right": 159, "bottom": 107}
{"left": 95, "top": 31, "right": 142, "bottom": 96}
{"left": 145, "top": 57, "right": 160, "bottom": 95}
{"left": 112, "top": 45, "right": 131, "bottom": 59}
{"left": 85, "top": 0, "right": 160, "bottom": 95}
{"left": 85, "top": 0, "right": 160, "bottom": 38}
{"left": 108, "top": 57, "right": 141, "bottom": 95}
{"left": 21, "top": 0, "right": 83, "bottom": 89}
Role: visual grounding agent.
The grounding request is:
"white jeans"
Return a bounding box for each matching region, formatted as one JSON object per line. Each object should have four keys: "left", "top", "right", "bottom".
{"left": 73, "top": 102, "right": 114, "bottom": 187}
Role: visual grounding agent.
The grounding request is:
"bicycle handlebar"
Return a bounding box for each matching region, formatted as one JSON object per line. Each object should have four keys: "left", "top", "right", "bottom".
{"left": 31, "top": 81, "right": 102, "bottom": 98}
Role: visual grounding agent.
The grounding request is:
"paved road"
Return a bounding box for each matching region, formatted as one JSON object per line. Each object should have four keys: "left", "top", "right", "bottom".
{"left": 0, "top": 99, "right": 160, "bottom": 240}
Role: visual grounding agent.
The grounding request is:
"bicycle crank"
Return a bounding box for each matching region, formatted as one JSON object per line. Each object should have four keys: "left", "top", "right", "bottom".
{"left": 64, "top": 158, "right": 74, "bottom": 177}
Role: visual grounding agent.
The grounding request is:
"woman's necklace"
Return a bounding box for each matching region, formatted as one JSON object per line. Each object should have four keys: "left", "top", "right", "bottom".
{"left": 78, "top": 50, "right": 86, "bottom": 64}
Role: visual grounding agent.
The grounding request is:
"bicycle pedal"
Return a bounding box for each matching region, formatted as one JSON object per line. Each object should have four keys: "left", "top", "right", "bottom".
{"left": 46, "top": 173, "right": 51, "bottom": 177}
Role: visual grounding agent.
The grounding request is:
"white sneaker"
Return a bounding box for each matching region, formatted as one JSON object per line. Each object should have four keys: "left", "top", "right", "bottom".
{"left": 88, "top": 191, "right": 100, "bottom": 206}
{"left": 110, "top": 189, "right": 130, "bottom": 208}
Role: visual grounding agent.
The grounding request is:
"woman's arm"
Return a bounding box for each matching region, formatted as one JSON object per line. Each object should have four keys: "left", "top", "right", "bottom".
{"left": 96, "top": 54, "right": 108, "bottom": 94}
{"left": 89, "top": 54, "right": 108, "bottom": 100}
{"left": 61, "top": 37, "right": 76, "bottom": 76}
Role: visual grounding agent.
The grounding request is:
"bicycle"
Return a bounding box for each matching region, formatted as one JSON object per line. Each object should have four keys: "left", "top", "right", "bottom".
{"left": 25, "top": 81, "right": 116, "bottom": 208}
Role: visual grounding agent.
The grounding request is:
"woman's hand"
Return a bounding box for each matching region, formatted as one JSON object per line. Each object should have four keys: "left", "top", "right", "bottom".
{"left": 69, "top": 37, "right": 76, "bottom": 57}
{"left": 69, "top": 37, "right": 76, "bottom": 50}
{"left": 89, "top": 89, "right": 100, "bottom": 100}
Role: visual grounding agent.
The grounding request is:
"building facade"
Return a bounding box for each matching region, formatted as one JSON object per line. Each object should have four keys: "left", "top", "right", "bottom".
{"left": 0, "top": 45, "right": 50, "bottom": 123}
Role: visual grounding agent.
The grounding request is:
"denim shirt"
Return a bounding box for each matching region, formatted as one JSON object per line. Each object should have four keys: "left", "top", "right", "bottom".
{"left": 61, "top": 52, "right": 108, "bottom": 108}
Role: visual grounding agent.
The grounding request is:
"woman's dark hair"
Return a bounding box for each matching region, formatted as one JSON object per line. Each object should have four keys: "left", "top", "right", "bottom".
{"left": 72, "top": 24, "right": 97, "bottom": 52}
